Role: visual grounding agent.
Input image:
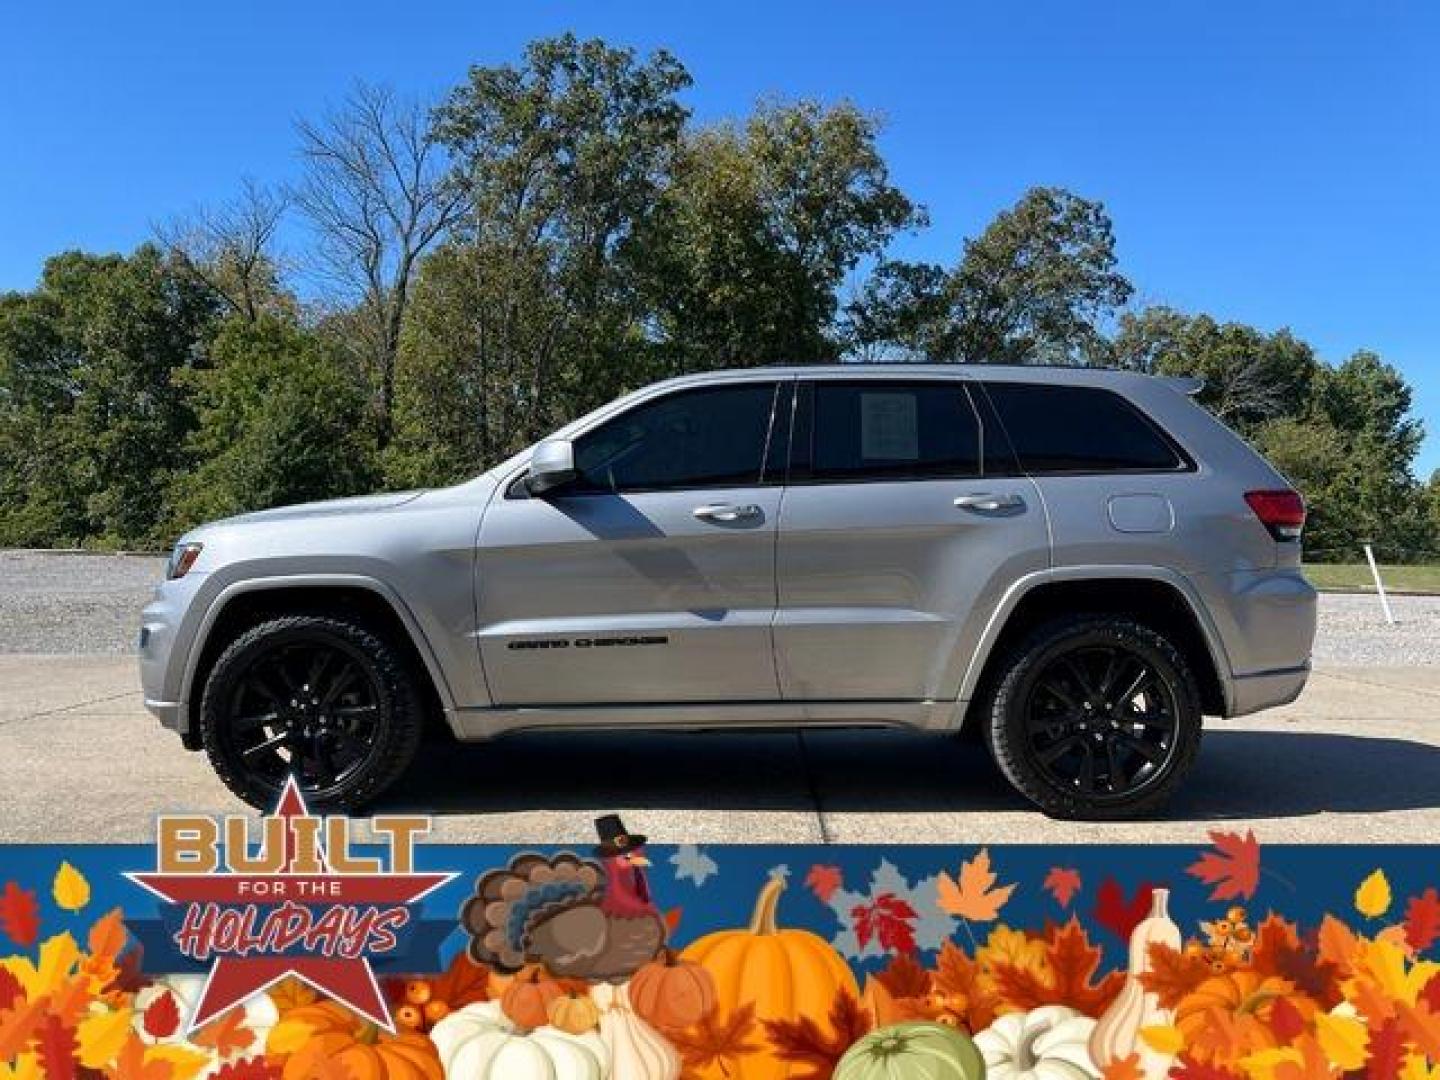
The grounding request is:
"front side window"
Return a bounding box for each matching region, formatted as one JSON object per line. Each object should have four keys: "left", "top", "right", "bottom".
{"left": 570, "top": 382, "right": 779, "bottom": 494}
{"left": 983, "top": 383, "right": 1187, "bottom": 474}
{"left": 804, "top": 381, "right": 983, "bottom": 482}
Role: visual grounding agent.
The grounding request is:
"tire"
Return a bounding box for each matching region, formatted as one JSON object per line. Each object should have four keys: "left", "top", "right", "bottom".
{"left": 982, "top": 615, "right": 1202, "bottom": 820}
{"left": 199, "top": 613, "right": 425, "bottom": 813}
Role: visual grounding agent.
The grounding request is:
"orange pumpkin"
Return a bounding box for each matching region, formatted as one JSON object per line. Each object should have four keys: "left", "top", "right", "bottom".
{"left": 267, "top": 1000, "right": 442, "bottom": 1080}
{"left": 501, "top": 967, "right": 565, "bottom": 1030}
{"left": 681, "top": 873, "right": 860, "bottom": 1080}
{"left": 547, "top": 990, "right": 602, "bottom": 1034}
{"left": 1174, "top": 972, "right": 1302, "bottom": 1064}
{"left": 629, "top": 950, "right": 717, "bottom": 1029}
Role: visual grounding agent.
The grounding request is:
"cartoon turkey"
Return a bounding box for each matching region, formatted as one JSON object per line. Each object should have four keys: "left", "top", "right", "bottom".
{"left": 461, "top": 815, "right": 666, "bottom": 983}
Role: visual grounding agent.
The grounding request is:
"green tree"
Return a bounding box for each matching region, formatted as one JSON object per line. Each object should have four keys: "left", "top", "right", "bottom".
{"left": 1112, "top": 307, "right": 1316, "bottom": 435}
{"left": 168, "top": 316, "right": 377, "bottom": 529}
{"left": 848, "top": 186, "right": 1131, "bottom": 364}
{"left": 636, "top": 100, "right": 922, "bottom": 371}
{"left": 0, "top": 247, "right": 218, "bottom": 548}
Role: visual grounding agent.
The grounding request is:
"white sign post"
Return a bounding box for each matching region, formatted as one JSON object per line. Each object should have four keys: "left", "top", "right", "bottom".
{"left": 1362, "top": 543, "right": 1396, "bottom": 626}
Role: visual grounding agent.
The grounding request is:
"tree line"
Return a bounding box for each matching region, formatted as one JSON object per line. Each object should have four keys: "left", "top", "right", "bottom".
{"left": 1, "top": 34, "right": 1435, "bottom": 560}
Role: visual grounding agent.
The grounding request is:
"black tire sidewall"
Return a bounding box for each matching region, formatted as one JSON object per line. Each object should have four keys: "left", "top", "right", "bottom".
{"left": 199, "top": 614, "right": 423, "bottom": 813}
{"left": 985, "top": 617, "right": 1202, "bottom": 821}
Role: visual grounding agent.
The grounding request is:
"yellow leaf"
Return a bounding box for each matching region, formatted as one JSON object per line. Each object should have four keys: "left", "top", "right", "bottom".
{"left": 1349, "top": 938, "right": 1440, "bottom": 1005}
{"left": 1400, "top": 1053, "right": 1440, "bottom": 1080}
{"left": 1315, "top": 1011, "right": 1369, "bottom": 1071}
{"left": 935, "top": 847, "right": 1017, "bottom": 922}
{"left": 77, "top": 1006, "right": 134, "bottom": 1068}
{"left": 0, "top": 1052, "right": 40, "bottom": 1080}
{"left": 52, "top": 861, "right": 91, "bottom": 912}
{"left": 266, "top": 1015, "right": 321, "bottom": 1056}
{"left": 1140, "top": 1025, "right": 1185, "bottom": 1055}
{"left": 34, "top": 932, "right": 80, "bottom": 996}
{"left": 1355, "top": 869, "right": 1393, "bottom": 919}
{"left": 145, "top": 1043, "right": 216, "bottom": 1080}
{"left": 0, "top": 956, "right": 38, "bottom": 998}
{"left": 1239, "top": 1047, "right": 1302, "bottom": 1080}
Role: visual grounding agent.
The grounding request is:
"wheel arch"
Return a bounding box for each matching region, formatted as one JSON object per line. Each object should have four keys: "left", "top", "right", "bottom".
{"left": 181, "top": 575, "right": 455, "bottom": 749}
{"left": 958, "top": 567, "right": 1232, "bottom": 723}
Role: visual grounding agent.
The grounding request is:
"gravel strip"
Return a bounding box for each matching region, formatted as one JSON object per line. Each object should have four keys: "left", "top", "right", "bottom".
{"left": 0, "top": 550, "right": 1436, "bottom": 663}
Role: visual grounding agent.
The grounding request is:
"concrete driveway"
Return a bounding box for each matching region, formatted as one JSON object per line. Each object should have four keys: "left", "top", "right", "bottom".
{"left": 2, "top": 654, "right": 1437, "bottom": 843}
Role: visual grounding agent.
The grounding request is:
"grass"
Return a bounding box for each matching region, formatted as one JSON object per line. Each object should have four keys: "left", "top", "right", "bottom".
{"left": 1304, "top": 563, "right": 1440, "bottom": 594}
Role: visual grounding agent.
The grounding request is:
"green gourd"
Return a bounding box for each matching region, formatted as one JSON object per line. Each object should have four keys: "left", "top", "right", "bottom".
{"left": 836, "top": 1022, "right": 986, "bottom": 1080}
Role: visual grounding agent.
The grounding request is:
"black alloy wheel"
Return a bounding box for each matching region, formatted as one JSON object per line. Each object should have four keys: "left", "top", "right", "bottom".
{"left": 199, "top": 614, "right": 424, "bottom": 812}
{"left": 983, "top": 616, "right": 1202, "bottom": 820}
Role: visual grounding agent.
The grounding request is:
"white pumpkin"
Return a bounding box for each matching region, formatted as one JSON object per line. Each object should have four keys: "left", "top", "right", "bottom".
{"left": 132, "top": 975, "right": 278, "bottom": 1077}
{"left": 430, "top": 1000, "right": 610, "bottom": 1080}
{"left": 975, "top": 1005, "right": 1101, "bottom": 1080}
{"left": 591, "top": 983, "right": 681, "bottom": 1080}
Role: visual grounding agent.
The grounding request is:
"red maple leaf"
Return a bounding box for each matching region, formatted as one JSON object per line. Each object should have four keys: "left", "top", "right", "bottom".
{"left": 990, "top": 916, "right": 1125, "bottom": 1017}
{"left": 764, "top": 991, "right": 872, "bottom": 1080}
{"left": 1186, "top": 830, "right": 1261, "bottom": 901}
{"left": 0, "top": 968, "right": 21, "bottom": 1011}
{"left": 1367, "top": 1017, "right": 1407, "bottom": 1080}
{"left": 1094, "top": 878, "right": 1155, "bottom": 942}
{"left": 1044, "top": 867, "right": 1083, "bottom": 908}
{"left": 875, "top": 953, "right": 931, "bottom": 999}
{"left": 0, "top": 882, "right": 40, "bottom": 948}
{"left": 807, "top": 865, "right": 844, "bottom": 904}
{"left": 852, "top": 893, "right": 919, "bottom": 955}
{"left": 35, "top": 1014, "right": 78, "bottom": 1080}
{"left": 1171, "top": 1055, "right": 1246, "bottom": 1080}
{"left": 1405, "top": 888, "right": 1440, "bottom": 954}
{"left": 142, "top": 989, "right": 181, "bottom": 1040}
{"left": 212, "top": 1060, "right": 285, "bottom": 1080}
{"left": 1268, "top": 996, "right": 1307, "bottom": 1041}
{"left": 1423, "top": 973, "right": 1440, "bottom": 1012}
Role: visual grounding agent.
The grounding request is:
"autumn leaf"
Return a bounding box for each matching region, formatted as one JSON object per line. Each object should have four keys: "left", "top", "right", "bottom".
{"left": 77, "top": 1007, "right": 133, "bottom": 1069}
{"left": 144, "top": 1044, "right": 214, "bottom": 1080}
{"left": 875, "top": 953, "right": 930, "bottom": 999}
{"left": 852, "top": 893, "right": 919, "bottom": 955}
{"left": 109, "top": 1031, "right": 176, "bottom": 1080}
{"left": 665, "top": 1003, "right": 763, "bottom": 1075}
{"left": 990, "top": 916, "right": 1124, "bottom": 1017}
{"left": 1366, "top": 1018, "right": 1408, "bottom": 1080}
{"left": 428, "top": 952, "right": 491, "bottom": 1009}
{"left": 1357, "top": 870, "right": 1394, "bottom": 919}
{"left": 935, "top": 848, "right": 1016, "bottom": 922}
{"left": 1318, "top": 914, "right": 1361, "bottom": 971}
{"left": 267, "top": 977, "right": 318, "bottom": 1015}
{"left": 1102, "top": 1053, "right": 1145, "bottom": 1080}
{"left": 1171, "top": 1055, "right": 1246, "bottom": 1080}
{"left": 764, "top": 990, "right": 872, "bottom": 1080}
{"left": 1044, "top": 867, "right": 1083, "bottom": 908}
{"left": 1267, "top": 996, "right": 1307, "bottom": 1042}
{"left": 0, "top": 968, "right": 20, "bottom": 1012}
{"left": 52, "top": 863, "right": 91, "bottom": 913}
{"left": 0, "top": 998, "right": 48, "bottom": 1061}
{"left": 1405, "top": 889, "right": 1440, "bottom": 954}
{"left": 1397, "top": 1001, "right": 1440, "bottom": 1061}
{"left": 192, "top": 1009, "right": 255, "bottom": 1059}
{"left": 104, "top": 947, "right": 151, "bottom": 997}
{"left": 1140, "top": 1025, "right": 1185, "bottom": 1055}
{"left": 87, "top": 910, "right": 127, "bottom": 966}
{"left": 1187, "top": 831, "right": 1262, "bottom": 902}
{"left": 1094, "top": 879, "right": 1155, "bottom": 943}
{"left": 1250, "top": 914, "right": 1343, "bottom": 1006}
{"left": 806, "top": 865, "right": 844, "bottom": 904}
{"left": 35, "top": 1014, "right": 78, "bottom": 1080}
{"left": 210, "top": 1061, "right": 283, "bottom": 1080}
{"left": 1314, "top": 1010, "right": 1369, "bottom": 1070}
{"left": 142, "top": 991, "right": 182, "bottom": 1041}
{"left": 933, "top": 940, "right": 999, "bottom": 1031}
{"left": 1140, "top": 942, "right": 1214, "bottom": 1009}
{"left": 0, "top": 884, "right": 40, "bottom": 948}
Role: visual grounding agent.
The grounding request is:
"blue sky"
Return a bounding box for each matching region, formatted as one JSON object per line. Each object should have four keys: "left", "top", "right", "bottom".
{"left": 2, "top": 1, "right": 1437, "bottom": 476}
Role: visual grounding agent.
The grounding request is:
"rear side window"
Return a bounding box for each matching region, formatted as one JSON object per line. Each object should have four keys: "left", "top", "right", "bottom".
{"left": 983, "top": 383, "right": 1187, "bottom": 474}
{"left": 570, "top": 382, "right": 779, "bottom": 493}
{"left": 804, "top": 381, "right": 983, "bottom": 482}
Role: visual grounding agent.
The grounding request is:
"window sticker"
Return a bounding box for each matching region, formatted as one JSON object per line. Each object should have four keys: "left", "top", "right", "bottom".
{"left": 859, "top": 392, "right": 918, "bottom": 460}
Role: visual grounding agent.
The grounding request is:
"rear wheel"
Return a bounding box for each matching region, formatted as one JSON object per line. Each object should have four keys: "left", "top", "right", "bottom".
{"left": 199, "top": 614, "right": 424, "bottom": 812}
{"left": 983, "top": 616, "right": 1202, "bottom": 820}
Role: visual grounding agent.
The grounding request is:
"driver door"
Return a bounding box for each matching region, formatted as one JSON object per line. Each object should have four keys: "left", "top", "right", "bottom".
{"left": 475, "top": 380, "right": 789, "bottom": 706}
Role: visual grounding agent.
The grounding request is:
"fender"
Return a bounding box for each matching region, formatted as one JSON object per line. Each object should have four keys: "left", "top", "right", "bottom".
{"left": 178, "top": 573, "right": 459, "bottom": 736}
{"left": 954, "top": 564, "right": 1237, "bottom": 715}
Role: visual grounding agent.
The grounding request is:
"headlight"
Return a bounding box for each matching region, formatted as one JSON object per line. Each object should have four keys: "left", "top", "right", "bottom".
{"left": 167, "top": 542, "right": 204, "bottom": 580}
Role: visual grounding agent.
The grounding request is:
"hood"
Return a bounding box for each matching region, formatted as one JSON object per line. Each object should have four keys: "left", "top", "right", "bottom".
{"left": 215, "top": 490, "right": 429, "bottom": 527}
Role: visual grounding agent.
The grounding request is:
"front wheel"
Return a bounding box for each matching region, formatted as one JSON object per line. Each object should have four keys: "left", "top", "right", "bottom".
{"left": 199, "top": 613, "right": 424, "bottom": 812}
{"left": 982, "top": 616, "right": 1202, "bottom": 820}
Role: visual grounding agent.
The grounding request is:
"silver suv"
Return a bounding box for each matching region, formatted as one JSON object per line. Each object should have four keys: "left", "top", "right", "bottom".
{"left": 140, "top": 366, "right": 1316, "bottom": 819}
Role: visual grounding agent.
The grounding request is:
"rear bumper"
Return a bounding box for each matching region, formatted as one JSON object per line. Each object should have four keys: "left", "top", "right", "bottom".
{"left": 1228, "top": 663, "right": 1310, "bottom": 717}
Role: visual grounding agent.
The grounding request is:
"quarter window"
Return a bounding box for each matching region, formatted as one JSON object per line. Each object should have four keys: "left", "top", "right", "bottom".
{"left": 570, "top": 383, "right": 779, "bottom": 494}
{"left": 806, "top": 381, "right": 984, "bottom": 482}
{"left": 983, "top": 383, "right": 1187, "bottom": 473}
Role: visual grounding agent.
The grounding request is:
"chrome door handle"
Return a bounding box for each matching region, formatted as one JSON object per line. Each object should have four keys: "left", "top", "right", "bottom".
{"left": 954, "top": 492, "right": 1026, "bottom": 512}
{"left": 693, "top": 502, "right": 762, "bottom": 523}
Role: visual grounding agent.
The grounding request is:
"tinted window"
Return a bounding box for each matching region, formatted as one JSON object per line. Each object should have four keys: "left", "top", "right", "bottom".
{"left": 984, "top": 383, "right": 1185, "bottom": 473}
{"left": 571, "top": 383, "right": 778, "bottom": 493}
{"left": 808, "top": 381, "right": 983, "bottom": 482}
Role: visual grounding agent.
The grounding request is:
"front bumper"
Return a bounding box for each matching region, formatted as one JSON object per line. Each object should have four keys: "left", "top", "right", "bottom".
{"left": 138, "top": 570, "right": 209, "bottom": 742}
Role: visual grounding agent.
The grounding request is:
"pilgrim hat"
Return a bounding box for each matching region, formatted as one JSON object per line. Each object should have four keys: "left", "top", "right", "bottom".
{"left": 594, "top": 814, "right": 647, "bottom": 858}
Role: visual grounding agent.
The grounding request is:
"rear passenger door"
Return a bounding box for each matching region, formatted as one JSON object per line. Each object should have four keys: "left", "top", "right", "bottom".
{"left": 773, "top": 378, "right": 1049, "bottom": 702}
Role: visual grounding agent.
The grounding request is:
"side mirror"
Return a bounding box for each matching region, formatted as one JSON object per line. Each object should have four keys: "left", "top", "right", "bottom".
{"left": 525, "top": 439, "right": 577, "bottom": 496}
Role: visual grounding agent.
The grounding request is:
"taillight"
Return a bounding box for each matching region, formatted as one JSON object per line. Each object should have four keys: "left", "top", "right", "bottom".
{"left": 1244, "top": 490, "right": 1306, "bottom": 542}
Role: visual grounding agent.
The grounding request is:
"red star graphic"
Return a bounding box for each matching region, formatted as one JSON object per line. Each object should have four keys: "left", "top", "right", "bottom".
{"left": 128, "top": 777, "right": 454, "bottom": 1033}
